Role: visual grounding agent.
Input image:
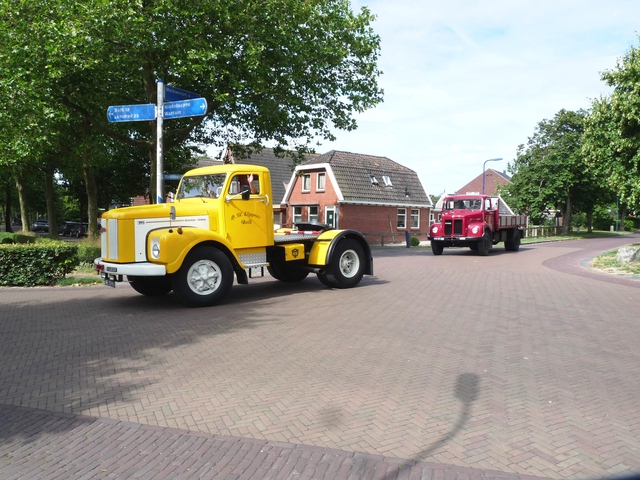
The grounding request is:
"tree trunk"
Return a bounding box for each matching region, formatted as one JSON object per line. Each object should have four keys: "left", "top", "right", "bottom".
{"left": 587, "top": 210, "right": 593, "bottom": 233}
{"left": 81, "top": 158, "right": 99, "bottom": 237}
{"left": 3, "top": 179, "right": 12, "bottom": 233}
{"left": 44, "top": 163, "right": 57, "bottom": 238}
{"left": 81, "top": 119, "right": 99, "bottom": 237}
{"left": 15, "top": 175, "right": 29, "bottom": 233}
{"left": 561, "top": 194, "right": 572, "bottom": 235}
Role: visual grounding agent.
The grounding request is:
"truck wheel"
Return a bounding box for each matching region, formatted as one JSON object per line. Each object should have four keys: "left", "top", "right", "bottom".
{"left": 171, "top": 246, "right": 233, "bottom": 307}
{"left": 127, "top": 276, "right": 173, "bottom": 296}
{"left": 267, "top": 262, "right": 309, "bottom": 282}
{"left": 321, "top": 238, "right": 365, "bottom": 289}
{"left": 478, "top": 231, "right": 492, "bottom": 256}
{"left": 505, "top": 230, "right": 521, "bottom": 252}
{"left": 317, "top": 271, "right": 334, "bottom": 287}
{"left": 431, "top": 241, "right": 444, "bottom": 255}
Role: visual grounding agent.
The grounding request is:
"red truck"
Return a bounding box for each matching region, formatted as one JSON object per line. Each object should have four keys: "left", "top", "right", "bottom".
{"left": 428, "top": 194, "right": 526, "bottom": 256}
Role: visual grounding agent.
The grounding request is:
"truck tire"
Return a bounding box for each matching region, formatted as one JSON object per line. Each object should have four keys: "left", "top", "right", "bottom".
{"left": 478, "top": 231, "right": 492, "bottom": 256}
{"left": 431, "top": 240, "right": 444, "bottom": 255}
{"left": 267, "top": 262, "right": 309, "bottom": 282}
{"left": 171, "top": 246, "right": 233, "bottom": 307}
{"left": 318, "top": 238, "right": 365, "bottom": 289}
{"left": 128, "top": 275, "right": 173, "bottom": 296}
{"left": 505, "top": 229, "right": 521, "bottom": 252}
{"left": 317, "top": 271, "right": 333, "bottom": 287}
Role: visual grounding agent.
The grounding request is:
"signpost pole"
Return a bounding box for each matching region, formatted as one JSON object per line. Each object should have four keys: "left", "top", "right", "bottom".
{"left": 156, "top": 79, "right": 164, "bottom": 204}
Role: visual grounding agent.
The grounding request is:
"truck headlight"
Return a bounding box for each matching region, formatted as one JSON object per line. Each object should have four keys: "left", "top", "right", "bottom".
{"left": 151, "top": 238, "right": 160, "bottom": 259}
{"left": 432, "top": 226, "right": 439, "bottom": 234}
{"left": 471, "top": 226, "right": 479, "bottom": 234}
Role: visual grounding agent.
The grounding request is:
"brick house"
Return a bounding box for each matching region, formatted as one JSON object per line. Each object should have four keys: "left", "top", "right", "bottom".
{"left": 431, "top": 168, "right": 512, "bottom": 224}
{"left": 456, "top": 168, "right": 511, "bottom": 196}
{"left": 282, "top": 150, "right": 432, "bottom": 245}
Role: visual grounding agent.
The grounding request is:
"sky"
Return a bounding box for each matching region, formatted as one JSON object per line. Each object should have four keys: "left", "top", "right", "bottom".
{"left": 315, "top": 0, "right": 640, "bottom": 196}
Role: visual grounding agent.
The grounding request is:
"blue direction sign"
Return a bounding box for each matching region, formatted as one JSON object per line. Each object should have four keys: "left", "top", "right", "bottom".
{"left": 107, "top": 104, "right": 156, "bottom": 122}
{"left": 165, "top": 85, "right": 201, "bottom": 102}
{"left": 163, "top": 173, "right": 182, "bottom": 181}
{"left": 163, "top": 98, "right": 208, "bottom": 120}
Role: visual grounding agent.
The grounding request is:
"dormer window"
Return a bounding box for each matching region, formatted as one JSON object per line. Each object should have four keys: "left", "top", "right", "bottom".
{"left": 383, "top": 175, "right": 393, "bottom": 187}
{"left": 302, "top": 174, "right": 311, "bottom": 192}
{"left": 369, "top": 174, "right": 378, "bottom": 186}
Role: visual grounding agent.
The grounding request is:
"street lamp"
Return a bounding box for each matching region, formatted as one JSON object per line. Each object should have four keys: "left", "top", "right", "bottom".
{"left": 482, "top": 158, "right": 503, "bottom": 194}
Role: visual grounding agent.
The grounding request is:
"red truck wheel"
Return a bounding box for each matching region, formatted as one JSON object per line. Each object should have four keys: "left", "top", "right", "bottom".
{"left": 431, "top": 241, "right": 444, "bottom": 255}
{"left": 172, "top": 246, "right": 233, "bottom": 307}
{"left": 478, "top": 231, "right": 492, "bottom": 256}
{"left": 505, "top": 230, "right": 521, "bottom": 251}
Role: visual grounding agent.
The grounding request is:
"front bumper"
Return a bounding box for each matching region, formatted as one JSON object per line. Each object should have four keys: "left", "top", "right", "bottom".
{"left": 94, "top": 258, "right": 166, "bottom": 277}
{"left": 428, "top": 236, "right": 478, "bottom": 246}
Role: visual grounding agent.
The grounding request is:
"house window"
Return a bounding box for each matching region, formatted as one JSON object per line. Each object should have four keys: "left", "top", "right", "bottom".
{"left": 293, "top": 206, "right": 302, "bottom": 225}
{"left": 302, "top": 174, "right": 311, "bottom": 192}
{"left": 309, "top": 206, "right": 318, "bottom": 223}
{"left": 369, "top": 174, "right": 378, "bottom": 186}
{"left": 383, "top": 175, "right": 393, "bottom": 187}
{"left": 316, "top": 172, "right": 326, "bottom": 191}
{"left": 397, "top": 208, "right": 407, "bottom": 229}
{"left": 410, "top": 209, "right": 420, "bottom": 229}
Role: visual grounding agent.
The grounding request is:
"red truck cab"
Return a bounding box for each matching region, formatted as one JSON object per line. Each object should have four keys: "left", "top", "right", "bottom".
{"left": 428, "top": 194, "right": 525, "bottom": 256}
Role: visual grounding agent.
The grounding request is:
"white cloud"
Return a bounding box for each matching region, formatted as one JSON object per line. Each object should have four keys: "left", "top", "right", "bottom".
{"left": 319, "top": 0, "right": 640, "bottom": 195}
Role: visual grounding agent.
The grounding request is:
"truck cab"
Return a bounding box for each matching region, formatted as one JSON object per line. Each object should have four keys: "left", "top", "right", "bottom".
{"left": 95, "top": 164, "right": 373, "bottom": 307}
{"left": 428, "top": 194, "right": 525, "bottom": 256}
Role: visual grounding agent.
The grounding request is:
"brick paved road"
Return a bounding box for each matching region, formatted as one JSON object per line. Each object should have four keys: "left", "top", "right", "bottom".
{"left": 1, "top": 235, "right": 640, "bottom": 479}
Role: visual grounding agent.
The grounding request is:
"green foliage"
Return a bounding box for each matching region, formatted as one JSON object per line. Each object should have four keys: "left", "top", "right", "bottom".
{"left": 0, "top": 0, "right": 383, "bottom": 240}
{"left": 0, "top": 232, "right": 36, "bottom": 244}
{"left": 571, "top": 212, "right": 587, "bottom": 228}
{"left": 410, "top": 236, "right": 420, "bottom": 247}
{"left": 624, "top": 219, "right": 637, "bottom": 231}
{"left": 508, "top": 109, "right": 612, "bottom": 234}
{"left": 0, "top": 241, "right": 79, "bottom": 286}
{"left": 592, "top": 204, "right": 616, "bottom": 231}
{"left": 75, "top": 239, "right": 101, "bottom": 264}
{"left": 583, "top": 42, "right": 640, "bottom": 209}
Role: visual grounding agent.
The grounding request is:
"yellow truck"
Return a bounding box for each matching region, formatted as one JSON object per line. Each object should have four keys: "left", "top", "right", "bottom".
{"left": 95, "top": 164, "right": 373, "bottom": 307}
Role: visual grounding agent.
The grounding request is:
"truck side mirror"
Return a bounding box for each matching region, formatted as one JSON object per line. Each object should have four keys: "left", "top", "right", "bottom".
{"left": 241, "top": 185, "right": 251, "bottom": 200}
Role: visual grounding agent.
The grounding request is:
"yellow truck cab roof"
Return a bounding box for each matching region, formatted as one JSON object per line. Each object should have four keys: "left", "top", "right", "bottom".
{"left": 182, "top": 164, "right": 270, "bottom": 177}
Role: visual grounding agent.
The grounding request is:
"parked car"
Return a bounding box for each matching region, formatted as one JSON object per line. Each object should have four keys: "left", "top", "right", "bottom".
{"left": 31, "top": 219, "right": 49, "bottom": 233}
{"left": 11, "top": 218, "right": 22, "bottom": 226}
{"left": 59, "top": 221, "right": 79, "bottom": 236}
{"left": 70, "top": 222, "right": 89, "bottom": 237}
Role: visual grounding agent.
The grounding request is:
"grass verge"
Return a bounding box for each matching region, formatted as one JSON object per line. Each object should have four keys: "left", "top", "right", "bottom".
{"left": 589, "top": 249, "right": 640, "bottom": 276}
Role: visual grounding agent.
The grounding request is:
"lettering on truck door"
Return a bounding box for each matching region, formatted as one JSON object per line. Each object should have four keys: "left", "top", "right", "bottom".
{"left": 225, "top": 173, "right": 269, "bottom": 249}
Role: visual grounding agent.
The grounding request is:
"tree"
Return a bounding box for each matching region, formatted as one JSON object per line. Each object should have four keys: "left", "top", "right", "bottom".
{"left": 507, "top": 109, "right": 598, "bottom": 234}
{"left": 583, "top": 42, "right": 640, "bottom": 209}
{"left": 1, "top": 0, "right": 383, "bottom": 228}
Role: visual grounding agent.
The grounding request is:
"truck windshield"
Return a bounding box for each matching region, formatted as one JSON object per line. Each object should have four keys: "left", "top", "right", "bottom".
{"left": 177, "top": 173, "right": 227, "bottom": 199}
{"left": 445, "top": 199, "right": 482, "bottom": 210}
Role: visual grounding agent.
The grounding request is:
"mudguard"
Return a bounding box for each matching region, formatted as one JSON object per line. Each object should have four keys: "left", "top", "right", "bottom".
{"left": 146, "top": 226, "right": 240, "bottom": 274}
{"left": 309, "top": 230, "right": 373, "bottom": 275}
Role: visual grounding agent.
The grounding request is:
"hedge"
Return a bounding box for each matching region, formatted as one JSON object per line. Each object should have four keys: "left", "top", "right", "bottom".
{"left": 0, "top": 241, "right": 79, "bottom": 286}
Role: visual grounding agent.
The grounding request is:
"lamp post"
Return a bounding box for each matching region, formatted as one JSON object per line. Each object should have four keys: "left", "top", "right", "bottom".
{"left": 482, "top": 158, "right": 503, "bottom": 194}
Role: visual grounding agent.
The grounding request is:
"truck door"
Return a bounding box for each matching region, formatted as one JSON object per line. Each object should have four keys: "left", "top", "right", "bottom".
{"left": 484, "top": 198, "right": 495, "bottom": 230}
{"left": 224, "top": 173, "right": 270, "bottom": 249}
